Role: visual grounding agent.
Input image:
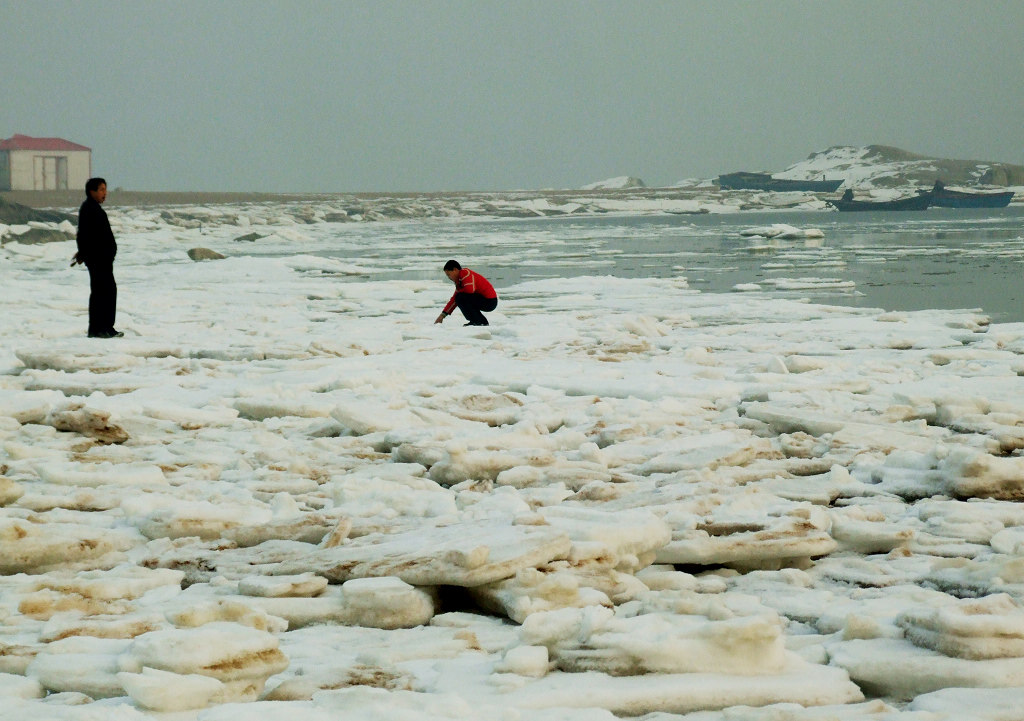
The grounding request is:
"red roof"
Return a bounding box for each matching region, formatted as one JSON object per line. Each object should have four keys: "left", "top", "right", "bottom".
{"left": 0, "top": 134, "right": 91, "bottom": 152}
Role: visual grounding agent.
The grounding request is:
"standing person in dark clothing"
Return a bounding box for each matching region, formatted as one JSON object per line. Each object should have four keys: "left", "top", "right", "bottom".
{"left": 71, "top": 177, "right": 122, "bottom": 338}
{"left": 434, "top": 259, "right": 498, "bottom": 326}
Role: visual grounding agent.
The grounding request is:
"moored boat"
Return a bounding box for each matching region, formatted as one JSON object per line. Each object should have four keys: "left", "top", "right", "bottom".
{"left": 927, "top": 180, "right": 1014, "bottom": 208}
{"left": 717, "top": 171, "right": 844, "bottom": 193}
{"left": 827, "top": 188, "right": 932, "bottom": 212}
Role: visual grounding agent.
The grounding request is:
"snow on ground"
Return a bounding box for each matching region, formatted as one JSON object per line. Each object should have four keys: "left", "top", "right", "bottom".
{"left": 774, "top": 146, "right": 903, "bottom": 187}
{"left": 3, "top": 202, "right": 1024, "bottom": 720}
{"left": 774, "top": 145, "right": 1024, "bottom": 197}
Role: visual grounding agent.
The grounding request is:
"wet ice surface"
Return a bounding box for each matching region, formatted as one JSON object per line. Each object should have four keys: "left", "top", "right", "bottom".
{"left": 233, "top": 205, "right": 1024, "bottom": 323}
{"left": 3, "top": 200, "right": 1024, "bottom": 719}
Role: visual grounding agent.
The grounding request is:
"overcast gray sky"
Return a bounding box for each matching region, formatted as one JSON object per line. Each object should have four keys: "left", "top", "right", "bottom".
{"left": 3, "top": 1, "right": 1022, "bottom": 192}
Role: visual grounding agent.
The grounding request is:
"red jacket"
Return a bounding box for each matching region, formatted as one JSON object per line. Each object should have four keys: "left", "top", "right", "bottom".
{"left": 443, "top": 268, "right": 497, "bottom": 315}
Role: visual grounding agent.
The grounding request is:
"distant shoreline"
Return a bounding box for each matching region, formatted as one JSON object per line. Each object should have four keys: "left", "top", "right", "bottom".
{"left": 1, "top": 190, "right": 358, "bottom": 209}
{"left": 5, "top": 184, "right": 1019, "bottom": 215}
{"left": 0, "top": 187, "right": 700, "bottom": 210}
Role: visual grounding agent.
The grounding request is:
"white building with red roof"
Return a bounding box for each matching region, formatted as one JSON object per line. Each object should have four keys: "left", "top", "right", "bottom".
{"left": 0, "top": 134, "right": 92, "bottom": 191}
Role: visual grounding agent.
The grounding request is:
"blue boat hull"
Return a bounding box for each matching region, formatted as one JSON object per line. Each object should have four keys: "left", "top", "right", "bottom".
{"left": 828, "top": 194, "right": 933, "bottom": 212}
{"left": 931, "top": 192, "right": 1014, "bottom": 208}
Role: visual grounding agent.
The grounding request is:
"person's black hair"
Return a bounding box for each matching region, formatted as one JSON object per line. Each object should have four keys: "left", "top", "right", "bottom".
{"left": 443, "top": 260, "right": 461, "bottom": 271}
{"left": 85, "top": 177, "right": 106, "bottom": 194}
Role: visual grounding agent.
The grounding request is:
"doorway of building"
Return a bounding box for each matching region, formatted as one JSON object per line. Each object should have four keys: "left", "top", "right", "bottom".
{"left": 34, "top": 155, "right": 69, "bottom": 190}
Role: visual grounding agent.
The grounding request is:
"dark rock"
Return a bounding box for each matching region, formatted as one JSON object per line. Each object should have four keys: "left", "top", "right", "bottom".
{"left": 8, "top": 227, "right": 73, "bottom": 244}
{"left": 980, "top": 164, "right": 1024, "bottom": 186}
{"left": 160, "top": 210, "right": 203, "bottom": 228}
{"left": 0, "top": 196, "right": 73, "bottom": 224}
{"left": 290, "top": 210, "right": 319, "bottom": 224}
{"left": 234, "top": 232, "right": 266, "bottom": 242}
{"left": 187, "top": 247, "right": 226, "bottom": 261}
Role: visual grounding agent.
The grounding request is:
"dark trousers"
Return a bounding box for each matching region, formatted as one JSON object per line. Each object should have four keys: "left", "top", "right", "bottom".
{"left": 455, "top": 294, "right": 497, "bottom": 325}
{"left": 87, "top": 262, "right": 117, "bottom": 334}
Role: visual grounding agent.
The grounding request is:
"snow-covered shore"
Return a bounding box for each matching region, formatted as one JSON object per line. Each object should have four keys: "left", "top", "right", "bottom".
{"left": 0, "top": 185, "right": 820, "bottom": 230}
{"left": 3, "top": 204, "right": 1024, "bottom": 720}
{"left": 4, "top": 142, "right": 1023, "bottom": 232}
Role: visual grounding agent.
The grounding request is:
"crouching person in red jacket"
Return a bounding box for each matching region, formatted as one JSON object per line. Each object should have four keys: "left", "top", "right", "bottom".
{"left": 434, "top": 259, "right": 498, "bottom": 326}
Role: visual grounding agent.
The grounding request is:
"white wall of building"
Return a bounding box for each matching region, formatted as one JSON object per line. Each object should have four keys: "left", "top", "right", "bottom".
{"left": 4, "top": 149, "right": 91, "bottom": 191}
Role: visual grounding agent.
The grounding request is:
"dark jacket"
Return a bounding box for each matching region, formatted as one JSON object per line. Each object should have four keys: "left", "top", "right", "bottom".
{"left": 76, "top": 198, "right": 117, "bottom": 266}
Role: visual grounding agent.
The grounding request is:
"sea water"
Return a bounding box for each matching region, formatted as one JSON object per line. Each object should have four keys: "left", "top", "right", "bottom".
{"left": 303, "top": 206, "right": 1024, "bottom": 323}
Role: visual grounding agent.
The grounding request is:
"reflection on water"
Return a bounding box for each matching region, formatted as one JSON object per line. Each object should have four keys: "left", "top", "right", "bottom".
{"left": 312, "top": 206, "right": 1024, "bottom": 323}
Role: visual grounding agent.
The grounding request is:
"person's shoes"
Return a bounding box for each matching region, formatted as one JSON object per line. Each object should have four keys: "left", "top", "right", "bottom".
{"left": 464, "top": 321, "right": 489, "bottom": 326}
{"left": 87, "top": 329, "right": 124, "bottom": 338}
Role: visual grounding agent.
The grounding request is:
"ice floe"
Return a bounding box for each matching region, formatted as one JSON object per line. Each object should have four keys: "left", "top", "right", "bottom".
{"left": 3, "top": 199, "right": 1024, "bottom": 720}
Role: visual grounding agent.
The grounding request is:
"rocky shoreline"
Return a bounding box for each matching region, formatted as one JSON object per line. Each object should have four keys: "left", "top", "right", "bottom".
{"left": 1, "top": 190, "right": 323, "bottom": 211}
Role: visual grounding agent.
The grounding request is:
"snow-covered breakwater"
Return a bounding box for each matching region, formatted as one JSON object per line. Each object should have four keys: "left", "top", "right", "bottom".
{"left": 3, "top": 205, "right": 1024, "bottom": 720}
{"left": 0, "top": 184, "right": 834, "bottom": 234}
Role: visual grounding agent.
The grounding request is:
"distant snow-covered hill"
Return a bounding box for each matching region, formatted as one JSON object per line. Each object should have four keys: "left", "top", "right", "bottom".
{"left": 580, "top": 176, "right": 646, "bottom": 190}
{"left": 773, "top": 145, "right": 1024, "bottom": 189}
